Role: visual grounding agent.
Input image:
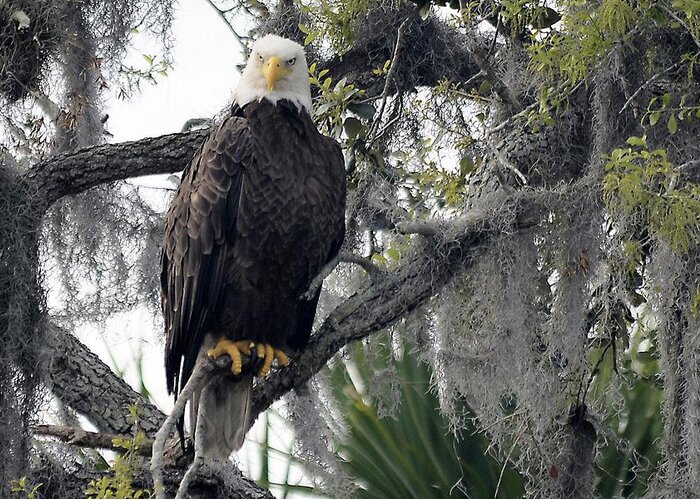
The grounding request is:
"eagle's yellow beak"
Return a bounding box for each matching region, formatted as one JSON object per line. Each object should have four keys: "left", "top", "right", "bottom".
{"left": 262, "top": 56, "right": 291, "bottom": 90}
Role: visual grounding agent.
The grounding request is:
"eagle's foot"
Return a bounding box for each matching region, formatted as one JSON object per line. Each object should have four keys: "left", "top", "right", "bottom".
{"left": 207, "top": 339, "right": 254, "bottom": 376}
{"left": 253, "top": 343, "right": 290, "bottom": 377}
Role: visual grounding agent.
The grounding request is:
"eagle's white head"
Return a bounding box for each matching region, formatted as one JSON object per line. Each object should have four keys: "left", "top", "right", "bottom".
{"left": 233, "top": 35, "right": 312, "bottom": 113}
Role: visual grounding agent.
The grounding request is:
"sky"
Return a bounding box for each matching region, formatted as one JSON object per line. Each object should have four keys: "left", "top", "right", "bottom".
{"left": 70, "top": 0, "right": 311, "bottom": 494}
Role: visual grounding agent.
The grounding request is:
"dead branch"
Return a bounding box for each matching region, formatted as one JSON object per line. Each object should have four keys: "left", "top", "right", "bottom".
{"left": 339, "top": 251, "right": 383, "bottom": 277}
{"left": 151, "top": 355, "right": 226, "bottom": 498}
{"left": 368, "top": 7, "right": 417, "bottom": 141}
{"left": 32, "top": 424, "right": 153, "bottom": 456}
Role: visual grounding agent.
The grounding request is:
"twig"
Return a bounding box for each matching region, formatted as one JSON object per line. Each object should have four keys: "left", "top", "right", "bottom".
{"left": 485, "top": 136, "right": 527, "bottom": 189}
{"left": 467, "top": 37, "right": 521, "bottom": 112}
{"left": 658, "top": 3, "right": 700, "bottom": 50}
{"left": 176, "top": 384, "right": 212, "bottom": 498}
{"left": 368, "top": 8, "right": 417, "bottom": 141}
{"left": 150, "top": 355, "right": 230, "bottom": 498}
{"left": 396, "top": 219, "right": 440, "bottom": 236}
{"left": 339, "top": 251, "right": 384, "bottom": 278}
{"left": 203, "top": 0, "right": 249, "bottom": 54}
{"left": 486, "top": 16, "right": 501, "bottom": 60}
{"left": 679, "top": 159, "right": 700, "bottom": 171}
{"left": 489, "top": 77, "right": 586, "bottom": 134}
{"left": 619, "top": 60, "right": 682, "bottom": 115}
{"left": 32, "top": 424, "right": 153, "bottom": 456}
{"left": 302, "top": 254, "right": 340, "bottom": 299}
{"left": 494, "top": 420, "right": 527, "bottom": 499}
{"left": 370, "top": 93, "right": 404, "bottom": 145}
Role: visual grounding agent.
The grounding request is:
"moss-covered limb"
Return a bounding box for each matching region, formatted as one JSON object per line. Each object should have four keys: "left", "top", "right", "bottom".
{"left": 24, "top": 128, "right": 210, "bottom": 210}
{"left": 32, "top": 451, "right": 272, "bottom": 499}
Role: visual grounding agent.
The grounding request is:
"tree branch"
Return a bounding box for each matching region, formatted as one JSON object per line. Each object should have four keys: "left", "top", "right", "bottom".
{"left": 25, "top": 128, "right": 209, "bottom": 209}
{"left": 33, "top": 448, "right": 272, "bottom": 499}
{"left": 339, "top": 251, "right": 383, "bottom": 277}
{"left": 46, "top": 324, "right": 166, "bottom": 438}
{"left": 32, "top": 424, "right": 153, "bottom": 456}
{"left": 368, "top": 7, "right": 417, "bottom": 141}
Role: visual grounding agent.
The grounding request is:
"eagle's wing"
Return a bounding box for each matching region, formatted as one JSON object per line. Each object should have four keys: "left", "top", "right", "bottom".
{"left": 161, "top": 116, "right": 252, "bottom": 395}
{"left": 289, "top": 136, "right": 347, "bottom": 351}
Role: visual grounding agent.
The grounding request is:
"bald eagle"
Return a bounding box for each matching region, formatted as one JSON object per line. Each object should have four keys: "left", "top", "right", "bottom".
{"left": 160, "top": 35, "right": 346, "bottom": 459}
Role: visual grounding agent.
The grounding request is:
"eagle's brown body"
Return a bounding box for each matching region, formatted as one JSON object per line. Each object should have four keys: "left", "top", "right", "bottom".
{"left": 160, "top": 99, "right": 345, "bottom": 455}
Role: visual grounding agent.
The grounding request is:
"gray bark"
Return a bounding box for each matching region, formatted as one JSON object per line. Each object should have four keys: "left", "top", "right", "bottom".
{"left": 25, "top": 128, "right": 210, "bottom": 209}
{"left": 46, "top": 325, "right": 166, "bottom": 437}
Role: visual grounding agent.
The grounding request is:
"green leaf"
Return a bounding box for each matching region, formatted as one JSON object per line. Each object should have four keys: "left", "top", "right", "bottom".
{"left": 626, "top": 135, "right": 647, "bottom": 147}
{"left": 347, "top": 102, "right": 376, "bottom": 119}
{"left": 386, "top": 248, "right": 401, "bottom": 262}
{"left": 649, "top": 111, "right": 662, "bottom": 126}
{"left": 478, "top": 80, "right": 493, "bottom": 96}
{"left": 334, "top": 76, "right": 348, "bottom": 92}
{"left": 668, "top": 113, "right": 678, "bottom": 134}
{"left": 343, "top": 117, "right": 365, "bottom": 140}
{"left": 459, "top": 156, "right": 476, "bottom": 176}
{"left": 304, "top": 31, "right": 317, "bottom": 45}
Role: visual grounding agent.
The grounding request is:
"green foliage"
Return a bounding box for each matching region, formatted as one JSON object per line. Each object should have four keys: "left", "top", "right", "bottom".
{"left": 309, "top": 63, "right": 370, "bottom": 140}
{"left": 298, "top": 0, "right": 378, "bottom": 53}
{"left": 327, "top": 339, "right": 525, "bottom": 498}
{"left": 591, "top": 321, "right": 663, "bottom": 497}
{"left": 528, "top": 1, "right": 621, "bottom": 86}
{"left": 643, "top": 92, "right": 700, "bottom": 134}
{"left": 371, "top": 239, "right": 410, "bottom": 268}
{"left": 85, "top": 406, "right": 151, "bottom": 499}
{"left": 117, "top": 53, "right": 172, "bottom": 100}
{"left": 672, "top": 0, "right": 700, "bottom": 40}
{"left": 603, "top": 138, "right": 700, "bottom": 252}
{"left": 10, "top": 476, "right": 42, "bottom": 499}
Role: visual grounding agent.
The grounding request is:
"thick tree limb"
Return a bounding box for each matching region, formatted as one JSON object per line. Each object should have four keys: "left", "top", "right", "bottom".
{"left": 25, "top": 128, "right": 210, "bottom": 208}
{"left": 47, "top": 324, "right": 166, "bottom": 438}
{"left": 33, "top": 450, "right": 271, "bottom": 499}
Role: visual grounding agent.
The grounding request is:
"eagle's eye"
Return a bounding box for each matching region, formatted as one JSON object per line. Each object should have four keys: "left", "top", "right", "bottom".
{"left": 257, "top": 53, "right": 264, "bottom": 62}
{"left": 287, "top": 57, "right": 296, "bottom": 66}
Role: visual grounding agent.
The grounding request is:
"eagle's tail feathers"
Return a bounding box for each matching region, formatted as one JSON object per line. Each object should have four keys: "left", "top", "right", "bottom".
{"left": 192, "top": 373, "right": 253, "bottom": 461}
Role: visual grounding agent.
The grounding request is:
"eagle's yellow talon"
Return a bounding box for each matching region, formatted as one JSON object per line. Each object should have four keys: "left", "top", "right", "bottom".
{"left": 256, "top": 343, "right": 266, "bottom": 360}
{"left": 275, "top": 349, "right": 290, "bottom": 366}
{"left": 239, "top": 341, "right": 253, "bottom": 356}
{"left": 207, "top": 339, "right": 254, "bottom": 376}
{"left": 258, "top": 344, "right": 275, "bottom": 377}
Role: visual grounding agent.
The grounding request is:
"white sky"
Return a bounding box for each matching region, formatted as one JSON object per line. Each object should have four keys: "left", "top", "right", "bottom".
{"left": 71, "top": 1, "right": 312, "bottom": 495}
